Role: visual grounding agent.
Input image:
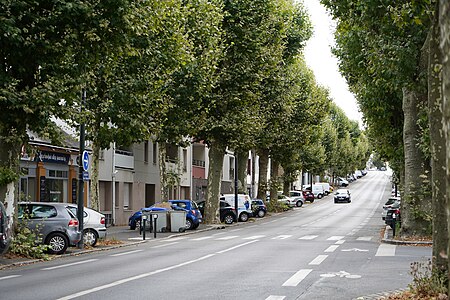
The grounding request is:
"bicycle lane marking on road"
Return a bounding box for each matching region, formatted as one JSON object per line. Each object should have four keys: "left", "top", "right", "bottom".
{"left": 56, "top": 240, "right": 259, "bottom": 300}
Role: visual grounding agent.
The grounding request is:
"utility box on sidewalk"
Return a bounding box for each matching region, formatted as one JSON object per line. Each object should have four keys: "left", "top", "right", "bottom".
{"left": 169, "top": 210, "right": 187, "bottom": 233}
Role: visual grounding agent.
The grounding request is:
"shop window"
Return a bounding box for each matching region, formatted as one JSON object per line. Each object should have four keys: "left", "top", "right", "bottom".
{"left": 123, "top": 183, "right": 132, "bottom": 209}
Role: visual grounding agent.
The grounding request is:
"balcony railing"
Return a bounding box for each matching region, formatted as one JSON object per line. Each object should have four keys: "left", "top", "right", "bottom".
{"left": 193, "top": 159, "right": 205, "bottom": 167}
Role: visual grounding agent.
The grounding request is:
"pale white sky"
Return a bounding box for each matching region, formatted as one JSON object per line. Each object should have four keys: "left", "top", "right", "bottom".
{"left": 302, "top": 0, "right": 363, "bottom": 125}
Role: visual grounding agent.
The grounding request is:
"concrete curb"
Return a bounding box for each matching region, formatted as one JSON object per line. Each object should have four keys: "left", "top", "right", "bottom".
{"left": 381, "top": 225, "right": 433, "bottom": 246}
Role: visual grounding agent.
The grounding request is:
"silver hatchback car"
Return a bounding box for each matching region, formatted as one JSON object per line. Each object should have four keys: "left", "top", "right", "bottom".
{"left": 18, "top": 202, "right": 81, "bottom": 254}
{"left": 67, "top": 205, "right": 107, "bottom": 247}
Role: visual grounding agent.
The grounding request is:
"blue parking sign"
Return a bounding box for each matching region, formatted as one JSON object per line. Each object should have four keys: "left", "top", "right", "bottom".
{"left": 82, "top": 151, "right": 89, "bottom": 171}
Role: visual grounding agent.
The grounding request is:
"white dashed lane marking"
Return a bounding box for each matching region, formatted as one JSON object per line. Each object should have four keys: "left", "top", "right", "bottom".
{"left": 282, "top": 269, "right": 313, "bottom": 287}
{"left": 309, "top": 255, "right": 328, "bottom": 265}
{"left": 299, "top": 235, "right": 318, "bottom": 240}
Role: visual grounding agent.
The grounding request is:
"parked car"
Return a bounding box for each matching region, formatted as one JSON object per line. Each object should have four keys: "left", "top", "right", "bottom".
{"left": 302, "top": 184, "right": 325, "bottom": 199}
{"left": 354, "top": 170, "right": 363, "bottom": 178}
{"left": 315, "top": 182, "right": 331, "bottom": 195}
{"left": 381, "top": 197, "right": 401, "bottom": 220}
{"left": 288, "top": 191, "right": 305, "bottom": 207}
{"left": 251, "top": 199, "right": 267, "bottom": 217}
{"left": 66, "top": 205, "right": 107, "bottom": 247}
{"left": 277, "top": 194, "right": 297, "bottom": 207}
{"left": 197, "top": 200, "right": 236, "bottom": 224}
{"left": 221, "top": 194, "right": 252, "bottom": 222}
{"left": 302, "top": 190, "right": 315, "bottom": 203}
{"left": 334, "top": 189, "right": 351, "bottom": 203}
{"left": 128, "top": 200, "right": 202, "bottom": 230}
{"left": 385, "top": 207, "right": 401, "bottom": 229}
{"left": 0, "top": 202, "right": 11, "bottom": 255}
{"left": 18, "top": 202, "right": 81, "bottom": 255}
{"left": 336, "top": 177, "right": 349, "bottom": 187}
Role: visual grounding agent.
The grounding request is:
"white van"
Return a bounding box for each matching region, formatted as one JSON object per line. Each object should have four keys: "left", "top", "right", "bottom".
{"left": 302, "top": 184, "right": 325, "bottom": 199}
{"left": 315, "top": 182, "right": 331, "bottom": 195}
{"left": 221, "top": 194, "right": 253, "bottom": 222}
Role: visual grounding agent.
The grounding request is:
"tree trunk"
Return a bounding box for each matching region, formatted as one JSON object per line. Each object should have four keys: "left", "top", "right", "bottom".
{"left": 236, "top": 150, "right": 247, "bottom": 194}
{"left": 158, "top": 141, "right": 169, "bottom": 202}
{"left": 90, "top": 136, "right": 101, "bottom": 211}
{"left": 429, "top": 4, "right": 448, "bottom": 273}
{"left": 205, "top": 143, "right": 225, "bottom": 224}
{"left": 269, "top": 159, "right": 280, "bottom": 203}
{"left": 0, "top": 133, "right": 21, "bottom": 235}
{"left": 439, "top": 0, "right": 450, "bottom": 290}
{"left": 401, "top": 87, "right": 432, "bottom": 237}
{"left": 256, "top": 148, "right": 269, "bottom": 200}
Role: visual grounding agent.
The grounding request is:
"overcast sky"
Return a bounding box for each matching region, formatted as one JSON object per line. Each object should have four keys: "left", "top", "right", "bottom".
{"left": 302, "top": 0, "right": 363, "bottom": 125}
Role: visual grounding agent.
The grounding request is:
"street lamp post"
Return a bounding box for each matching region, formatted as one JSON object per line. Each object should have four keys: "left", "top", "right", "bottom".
{"left": 234, "top": 153, "right": 238, "bottom": 222}
{"left": 77, "top": 88, "right": 86, "bottom": 249}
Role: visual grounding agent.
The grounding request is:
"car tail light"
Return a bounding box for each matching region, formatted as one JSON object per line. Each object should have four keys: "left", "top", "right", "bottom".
{"left": 191, "top": 209, "right": 196, "bottom": 215}
{"left": 100, "top": 217, "right": 105, "bottom": 225}
{"left": 68, "top": 219, "right": 79, "bottom": 227}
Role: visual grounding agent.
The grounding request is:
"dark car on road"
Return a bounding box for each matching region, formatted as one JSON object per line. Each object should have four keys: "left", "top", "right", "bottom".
{"left": 129, "top": 200, "right": 202, "bottom": 230}
{"left": 0, "top": 202, "right": 11, "bottom": 255}
{"left": 197, "top": 200, "right": 236, "bottom": 224}
{"left": 334, "top": 189, "right": 351, "bottom": 203}
{"left": 18, "top": 202, "right": 81, "bottom": 255}
{"left": 251, "top": 199, "right": 267, "bottom": 218}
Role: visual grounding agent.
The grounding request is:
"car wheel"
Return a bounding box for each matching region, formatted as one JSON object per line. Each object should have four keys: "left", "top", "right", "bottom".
{"left": 185, "top": 218, "right": 194, "bottom": 230}
{"left": 310, "top": 199, "right": 315, "bottom": 203}
{"left": 192, "top": 222, "right": 199, "bottom": 230}
{"left": 296, "top": 201, "right": 303, "bottom": 207}
{"left": 257, "top": 210, "right": 266, "bottom": 218}
{"left": 83, "top": 229, "right": 98, "bottom": 247}
{"left": 224, "top": 214, "right": 234, "bottom": 224}
{"left": 129, "top": 222, "right": 136, "bottom": 230}
{"left": 45, "top": 232, "right": 69, "bottom": 255}
{"left": 317, "top": 194, "right": 323, "bottom": 199}
{"left": 239, "top": 212, "right": 249, "bottom": 222}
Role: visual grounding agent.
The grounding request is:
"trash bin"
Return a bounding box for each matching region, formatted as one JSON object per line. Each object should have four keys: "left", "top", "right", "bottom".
{"left": 169, "top": 210, "right": 187, "bottom": 233}
{"left": 149, "top": 211, "right": 168, "bottom": 233}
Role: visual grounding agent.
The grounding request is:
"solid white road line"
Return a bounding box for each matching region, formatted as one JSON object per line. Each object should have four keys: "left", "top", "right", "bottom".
{"left": 309, "top": 255, "right": 328, "bottom": 265}
{"left": 375, "top": 244, "right": 396, "bottom": 256}
{"left": 215, "top": 240, "right": 258, "bottom": 254}
{"left": 282, "top": 269, "right": 313, "bottom": 286}
{"left": 216, "top": 235, "right": 239, "bottom": 240}
{"left": 299, "top": 235, "right": 318, "bottom": 240}
{"left": 191, "top": 236, "right": 213, "bottom": 241}
{"left": 110, "top": 250, "right": 144, "bottom": 257}
{"left": 324, "top": 245, "right": 339, "bottom": 253}
{"left": 151, "top": 242, "right": 179, "bottom": 248}
{"left": 265, "top": 296, "right": 286, "bottom": 300}
{"left": 42, "top": 259, "right": 98, "bottom": 271}
{"left": 0, "top": 275, "right": 21, "bottom": 281}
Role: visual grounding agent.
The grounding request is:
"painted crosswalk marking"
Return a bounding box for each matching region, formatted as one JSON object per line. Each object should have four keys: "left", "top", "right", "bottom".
{"left": 272, "top": 235, "right": 292, "bottom": 240}
{"left": 324, "top": 245, "right": 339, "bottom": 253}
{"left": 375, "top": 244, "right": 396, "bottom": 256}
{"left": 327, "top": 236, "right": 345, "bottom": 241}
{"left": 265, "top": 296, "right": 285, "bottom": 300}
{"left": 335, "top": 240, "right": 345, "bottom": 245}
{"left": 357, "top": 237, "right": 372, "bottom": 241}
{"left": 216, "top": 236, "right": 239, "bottom": 241}
{"left": 282, "top": 269, "right": 313, "bottom": 286}
{"left": 309, "top": 255, "right": 328, "bottom": 265}
{"left": 299, "top": 235, "right": 318, "bottom": 240}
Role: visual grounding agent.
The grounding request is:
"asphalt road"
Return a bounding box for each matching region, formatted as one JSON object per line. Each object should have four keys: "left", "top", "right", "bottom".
{"left": 0, "top": 171, "right": 431, "bottom": 300}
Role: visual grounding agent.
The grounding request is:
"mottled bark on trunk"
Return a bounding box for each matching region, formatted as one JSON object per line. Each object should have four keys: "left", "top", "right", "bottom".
{"left": 401, "top": 88, "right": 432, "bottom": 237}
{"left": 90, "top": 139, "right": 100, "bottom": 211}
{"left": 439, "top": 0, "right": 450, "bottom": 290}
{"left": 236, "top": 150, "right": 247, "bottom": 194}
{"left": 0, "top": 133, "right": 21, "bottom": 235}
{"left": 269, "top": 159, "right": 280, "bottom": 203}
{"left": 429, "top": 5, "right": 448, "bottom": 273}
{"left": 158, "top": 141, "right": 168, "bottom": 202}
{"left": 205, "top": 143, "right": 225, "bottom": 224}
{"left": 256, "top": 148, "right": 269, "bottom": 200}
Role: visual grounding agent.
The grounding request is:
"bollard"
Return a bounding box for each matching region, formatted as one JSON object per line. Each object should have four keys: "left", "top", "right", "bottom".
{"left": 142, "top": 215, "right": 147, "bottom": 240}
{"left": 392, "top": 213, "right": 396, "bottom": 237}
{"left": 153, "top": 213, "right": 158, "bottom": 238}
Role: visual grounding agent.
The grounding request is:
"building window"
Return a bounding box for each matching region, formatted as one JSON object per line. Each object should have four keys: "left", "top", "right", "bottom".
{"left": 144, "top": 141, "right": 149, "bottom": 163}
{"left": 123, "top": 183, "right": 131, "bottom": 209}
{"left": 152, "top": 143, "right": 158, "bottom": 165}
{"left": 45, "top": 169, "right": 68, "bottom": 203}
{"left": 183, "top": 149, "right": 187, "bottom": 172}
{"left": 229, "top": 157, "right": 235, "bottom": 180}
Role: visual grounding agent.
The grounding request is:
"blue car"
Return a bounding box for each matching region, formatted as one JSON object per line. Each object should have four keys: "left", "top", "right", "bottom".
{"left": 128, "top": 200, "right": 202, "bottom": 230}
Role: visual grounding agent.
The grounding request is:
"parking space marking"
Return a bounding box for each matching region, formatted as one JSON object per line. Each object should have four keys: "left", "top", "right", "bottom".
{"left": 375, "top": 244, "right": 396, "bottom": 256}
{"left": 272, "top": 235, "right": 292, "bottom": 240}
{"left": 357, "top": 237, "right": 372, "bottom": 241}
{"left": 151, "top": 242, "right": 179, "bottom": 248}
{"left": 309, "top": 255, "right": 328, "bottom": 265}
{"left": 324, "top": 245, "right": 339, "bottom": 253}
{"left": 0, "top": 275, "right": 21, "bottom": 281}
{"left": 327, "top": 236, "right": 345, "bottom": 241}
{"left": 42, "top": 259, "right": 98, "bottom": 271}
{"left": 299, "top": 235, "right": 318, "bottom": 240}
{"left": 282, "top": 269, "right": 313, "bottom": 286}
{"left": 265, "top": 296, "right": 286, "bottom": 300}
{"left": 216, "top": 235, "right": 239, "bottom": 240}
{"left": 110, "top": 250, "right": 144, "bottom": 257}
{"left": 243, "top": 235, "right": 266, "bottom": 240}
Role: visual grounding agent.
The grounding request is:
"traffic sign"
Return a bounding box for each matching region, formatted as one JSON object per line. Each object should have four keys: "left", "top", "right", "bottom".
{"left": 83, "top": 171, "right": 90, "bottom": 181}
{"left": 82, "top": 151, "right": 89, "bottom": 171}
